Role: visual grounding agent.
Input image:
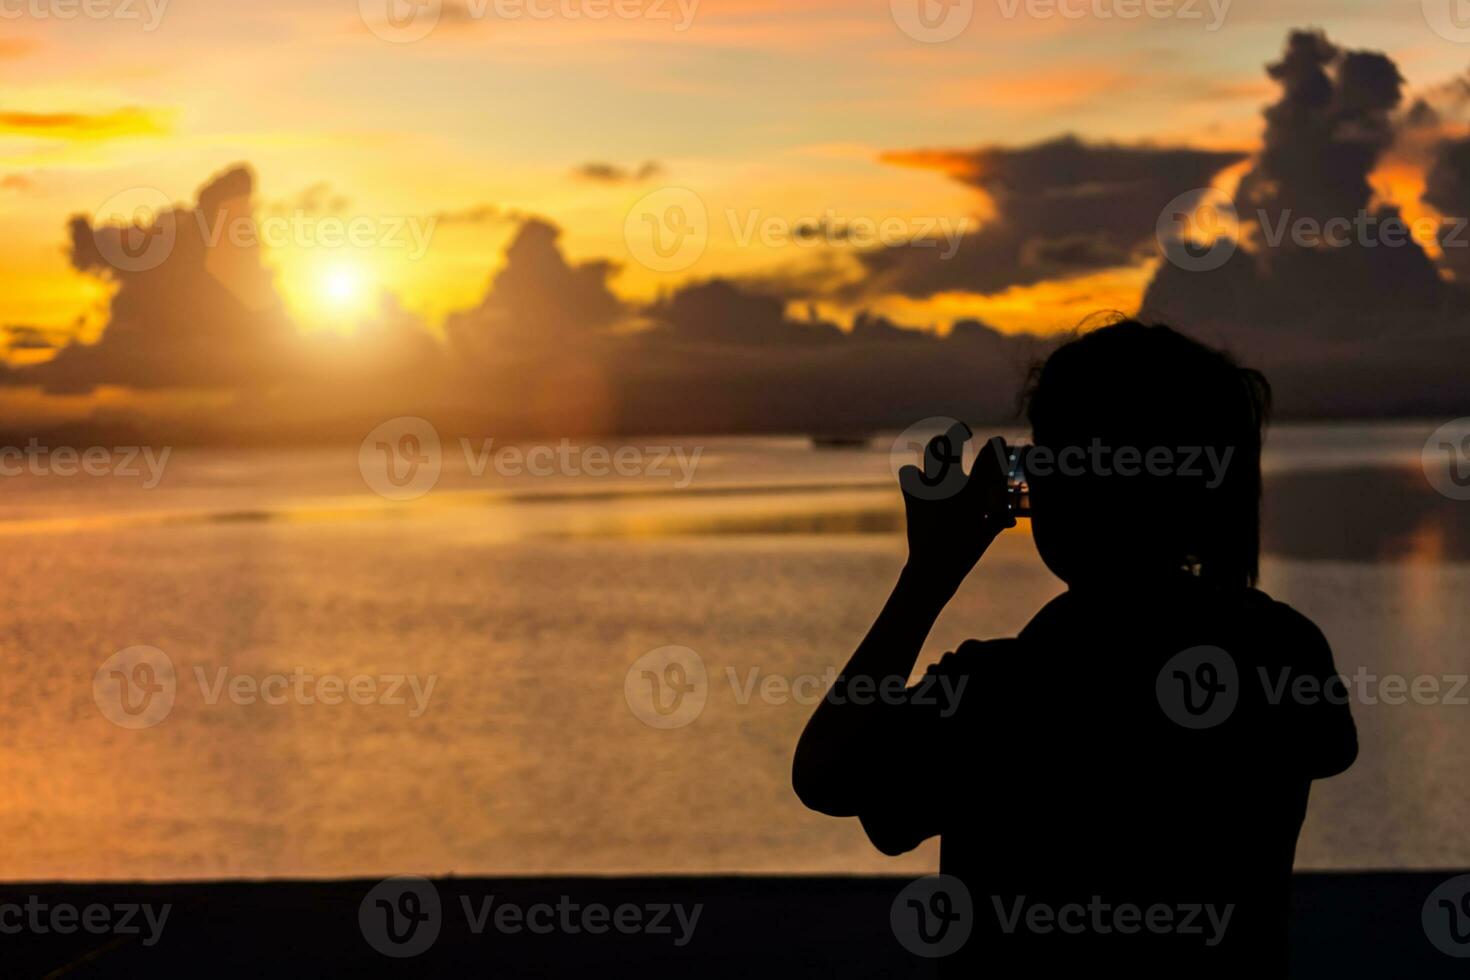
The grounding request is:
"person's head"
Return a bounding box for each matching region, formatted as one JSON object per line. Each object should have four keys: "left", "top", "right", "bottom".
{"left": 1021, "top": 317, "right": 1270, "bottom": 589}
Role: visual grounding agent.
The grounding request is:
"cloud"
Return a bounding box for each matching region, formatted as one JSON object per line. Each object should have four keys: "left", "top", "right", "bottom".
{"left": 25, "top": 164, "right": 438, "bottom": 395}
{"left": 445, "top": 218, "right": 625, "bottom": 361}
{"left": 1137, "top": 30, "right": 1470, "bottom": 415}
{"left": 1143, "top": 29, "right": 1453, "bottom": 342}
{"left": 855, "top": 136, "right": 1246, "bottom": 299}
{"left": 21, "top": 163, "right": 1058, "bottom": 437}
{"left": 644, "top": 278, "right": 844, "bottom": 347}
{"left": 1236, "top": 30, "right": 1402, "bottom": 230}
{"left": 23, "top": 173, "right": 597, "bottom": 397}
{"left": 0, "top": 107, "right": 170, "bottom": 141}
{"left": 572, "top": 161, "right": 664, "bottom": 184}
{"left": 264, "top": 182, "right": 352, "bottom": 216}
{"left": 430, "top": 203, "right": 526, "bottom": 226}
{"left": 1, "top": 325, "right": 68, "bottom": 352}
{"left": 13, "top": 24, "right": 1470, "bottom": 442}
{"left": 45, "top": 165, "right": 298, "bottom": 391}
{"left": 429, "top": 226, "right": 1050, "bottom": 437}
{"left": 1426, "top": 138, "right": 1470, "bottom": 216}
{"left": 610, "top": 277, "right": 1051, "bottom": 435}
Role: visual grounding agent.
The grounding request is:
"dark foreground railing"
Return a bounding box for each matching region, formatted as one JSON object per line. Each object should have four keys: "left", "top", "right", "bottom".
{"left": 0, "top": 871, "right": 1461, "bottom": 978}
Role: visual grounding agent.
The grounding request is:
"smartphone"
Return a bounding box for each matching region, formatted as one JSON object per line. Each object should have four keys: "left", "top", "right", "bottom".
{"left": 1006, "top": 443, "right": 1032, "bottom": 518}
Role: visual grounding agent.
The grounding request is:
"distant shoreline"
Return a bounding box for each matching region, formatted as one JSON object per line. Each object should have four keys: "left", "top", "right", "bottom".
{"left": 0, "top": 415, "right": 1461, "bottom": 451}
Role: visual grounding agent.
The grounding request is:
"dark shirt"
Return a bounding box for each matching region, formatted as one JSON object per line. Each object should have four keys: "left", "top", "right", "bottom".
{"left": 861, "top": 576, "right": 1358, "bottom": 977}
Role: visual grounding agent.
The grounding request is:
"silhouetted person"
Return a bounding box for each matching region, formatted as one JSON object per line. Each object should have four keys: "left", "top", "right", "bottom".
{"left": 793, "top": 320, "right": 1357, "bottom": 977}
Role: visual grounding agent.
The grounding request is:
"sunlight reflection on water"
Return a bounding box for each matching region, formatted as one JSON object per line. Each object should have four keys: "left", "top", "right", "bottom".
{"left": 0, "top": 424, "right": 1463, "bottom": 879}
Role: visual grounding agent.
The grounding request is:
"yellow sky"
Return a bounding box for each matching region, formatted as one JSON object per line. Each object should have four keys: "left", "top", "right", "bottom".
{"left": 1, "top": 0, "right": 1466, "bottom": 352}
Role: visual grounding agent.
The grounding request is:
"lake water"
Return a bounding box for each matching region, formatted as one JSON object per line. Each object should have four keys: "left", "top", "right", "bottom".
{"left": 0, "top": 421, "right": 1465, "bottom": 880}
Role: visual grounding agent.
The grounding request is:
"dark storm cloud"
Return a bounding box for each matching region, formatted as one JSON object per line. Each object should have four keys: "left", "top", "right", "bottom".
{"left": 1140, "top": 30, "right": 1470, "bottom": 416}
{"left": 612, "top": 278, "right": 1048, "bottom": 436}
{"left": 1402, "top": 98, "right": 1442, "bottom": 132}
{"left": 855, "top": 136, "right": 1246, "bottom": 299}
{"left": 643, "top": 279, "right": 843, "bottom": 347}
{"left": 1142, "top": 29, "right": 1452, "bottom": 343}
{"left": 1234, "top": 30, "right": 1402, "bottom": 228}
{"left": 1423, "top": 136, "right": 1470, "bottom": 278}
{"left": 718, "top": 253, "right": 856, "bottom": 306}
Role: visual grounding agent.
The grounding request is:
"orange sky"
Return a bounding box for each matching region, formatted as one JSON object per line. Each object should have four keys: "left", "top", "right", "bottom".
{"left": 1, "top": 0, "right": 1467, "bottom": 380}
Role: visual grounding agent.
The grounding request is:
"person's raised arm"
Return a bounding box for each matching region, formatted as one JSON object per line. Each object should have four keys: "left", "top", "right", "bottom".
{"left": 791, "top": 425, "right": 1013, "bottom": 816}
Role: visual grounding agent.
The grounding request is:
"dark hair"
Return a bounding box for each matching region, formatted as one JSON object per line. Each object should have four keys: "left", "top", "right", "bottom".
{"left": 1022, "top": 318, "right": 1271, "bottom": 587}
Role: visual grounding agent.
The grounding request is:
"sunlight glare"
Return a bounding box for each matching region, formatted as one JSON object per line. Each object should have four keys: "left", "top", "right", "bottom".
{"left": 321, "top": 264, "right": 366, "bottom": 309}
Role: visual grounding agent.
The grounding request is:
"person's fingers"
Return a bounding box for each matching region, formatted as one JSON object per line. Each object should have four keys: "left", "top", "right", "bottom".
{"left": 922, "top": 421, "right": 971, "bottom": 486}
{"left": 898, "top": 463, "right": 923, "bottom": 498}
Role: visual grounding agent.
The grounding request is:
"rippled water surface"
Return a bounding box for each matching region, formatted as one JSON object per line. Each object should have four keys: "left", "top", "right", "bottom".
{"left": 0, "top": 423, "right": 1464, "bottom": 879}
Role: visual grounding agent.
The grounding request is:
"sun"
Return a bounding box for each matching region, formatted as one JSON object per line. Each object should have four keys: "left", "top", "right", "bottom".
{"left": 275, "top": 256, "right": 385, "bottom": 331}
{"left": 320, "top": 263, "right": 369, "bottom": 311}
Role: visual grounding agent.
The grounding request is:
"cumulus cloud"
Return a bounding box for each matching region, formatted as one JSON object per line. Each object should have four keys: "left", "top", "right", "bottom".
{"left": 1236, "top": 31, "right": 1401, "bottom": 230}
{"left": 15, "top": 27, "right": 1470, "bottom": 439}
{"left": 45, "top": 165, "right": 299, "bottom": 392}
{"left": 1138, "top": 30, "right": 1470, "bottom": 414}
{"left": 855, "top": 136, "right": 1246, "bottom": 299}
{"left": 22, "top": 164, "right": 438, "bottom": 394}
{"left": 445, "top": 218, "right": 625, "bottom": 362}
{"left": 1143, "top": 29, "right": 1455, "bottom": 341}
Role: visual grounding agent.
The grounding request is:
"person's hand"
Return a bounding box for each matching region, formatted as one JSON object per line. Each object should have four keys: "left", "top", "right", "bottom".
{"left": 897, "top": 422, "right": 1014, "bottom": 593}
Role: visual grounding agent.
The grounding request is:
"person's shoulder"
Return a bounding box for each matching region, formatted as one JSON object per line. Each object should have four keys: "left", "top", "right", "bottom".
{"left": 1237, "top": 587, "right": 1320, "bottom": 632}
{"left": 1015, "top": 590, "right": 1076, "bottom": 641}
{"left": 1236, "top": 587, "right": 1333, "bottom": 662}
